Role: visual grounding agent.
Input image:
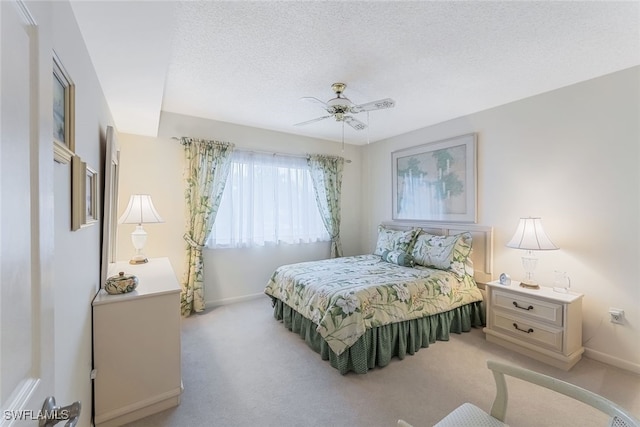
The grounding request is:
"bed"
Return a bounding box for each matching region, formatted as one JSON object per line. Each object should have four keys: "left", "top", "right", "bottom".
{"left": 264, "top": 222, "right": 493, "bottom": 374}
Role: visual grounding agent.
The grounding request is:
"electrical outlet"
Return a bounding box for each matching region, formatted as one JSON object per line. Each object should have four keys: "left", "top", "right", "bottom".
{"left": 609, "top": 308, "right": 625, "bottom": 324}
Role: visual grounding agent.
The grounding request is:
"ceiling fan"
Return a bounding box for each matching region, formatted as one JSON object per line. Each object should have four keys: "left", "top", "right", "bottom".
{"left": 294, "top": 82, "right": 395, "bottom": 131}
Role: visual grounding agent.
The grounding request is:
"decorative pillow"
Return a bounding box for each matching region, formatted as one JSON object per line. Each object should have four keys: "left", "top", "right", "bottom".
{"left": 452, "top": 232, "right": 474, "bottom": 278}
{"left": 373, "top": 226, "right": 420, "bottom": 256}
{"left": 411, "top": 231, "right": 473, "bottom": 277}
{"left": 381, "top": 249, "right": 415, "bottom": 267}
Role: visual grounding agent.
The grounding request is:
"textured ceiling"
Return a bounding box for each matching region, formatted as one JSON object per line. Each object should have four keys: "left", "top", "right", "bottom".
{"left": 71, "top": 1, "right": 640, "bottom": 145}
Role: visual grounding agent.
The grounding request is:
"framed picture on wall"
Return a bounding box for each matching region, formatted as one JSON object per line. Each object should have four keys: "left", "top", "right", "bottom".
{"left": 85, "top": 165, "right": 99, "bottom": 225}
{"left": 391, "top": 133, "right": 477, "bottom": 223}
{"left": 53, "top": 50, "right": 75, "bottom": 164}
{"left": 71, "top": 156, "right": 98, "bottom": 230}
{"left": 71, "top": 155, "right": 85, "bottom": 231}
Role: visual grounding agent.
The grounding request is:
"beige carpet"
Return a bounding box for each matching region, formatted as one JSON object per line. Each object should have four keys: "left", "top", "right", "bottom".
{"left": 125, "top": 297, "right": 640, "bottom": 427}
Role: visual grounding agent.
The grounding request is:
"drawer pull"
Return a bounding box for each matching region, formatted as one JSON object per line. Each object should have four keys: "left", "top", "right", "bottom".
{"left": 513, "top": 323, "right": 534, "bottom": 334}
{"left": 513, "top": 301, "right": 534, "bottom": 311}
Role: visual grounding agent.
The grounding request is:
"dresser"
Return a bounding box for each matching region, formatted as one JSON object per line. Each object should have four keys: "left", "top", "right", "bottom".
{"left": 483, "top": 281, "right": 584, "bottom": 370}
{"left": 93, "top": 257, "right": 182, "bottom": 426}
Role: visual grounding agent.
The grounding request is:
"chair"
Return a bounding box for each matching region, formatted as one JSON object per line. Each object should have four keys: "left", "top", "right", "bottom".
{"left": 398, "top": 360, "right": 640, "bottom": 427}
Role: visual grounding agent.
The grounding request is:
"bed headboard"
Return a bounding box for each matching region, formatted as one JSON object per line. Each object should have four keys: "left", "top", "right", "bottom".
{"left": 381, "top": 221, "right": 494, "bottom": 284}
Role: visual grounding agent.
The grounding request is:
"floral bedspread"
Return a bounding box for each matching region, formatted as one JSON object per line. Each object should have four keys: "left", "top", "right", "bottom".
{"left": 264, "top": 254, "right": 483, "bottom": 356}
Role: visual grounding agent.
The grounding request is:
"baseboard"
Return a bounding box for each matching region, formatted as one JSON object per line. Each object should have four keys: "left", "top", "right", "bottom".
{"left": 94, "top": 387, "right": 182, "bottom": 426}
{"left": 584, "top": 347, "right": 640, "bottom": 375}
{"left": 206, "top": 292, "right": 267, "bottom": 308}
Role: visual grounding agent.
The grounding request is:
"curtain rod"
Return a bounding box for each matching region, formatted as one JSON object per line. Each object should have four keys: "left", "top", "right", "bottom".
{"left": 172, "top": 137, "right": 351, "bottom": 163}
{"left": 237, "top": 148, "right": 352, "bottom": 164}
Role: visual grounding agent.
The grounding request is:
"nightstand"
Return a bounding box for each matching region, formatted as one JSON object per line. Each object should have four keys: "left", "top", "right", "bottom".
{"left": 483, "top": 280, "right": 584, "bottom": 370}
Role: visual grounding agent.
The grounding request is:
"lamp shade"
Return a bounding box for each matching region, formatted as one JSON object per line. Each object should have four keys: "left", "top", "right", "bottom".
{"left": 118, "top": 194, "right": 164, "bottom": 225}
{"left": 506, "top": 217, "right": 558, "bottom": 250}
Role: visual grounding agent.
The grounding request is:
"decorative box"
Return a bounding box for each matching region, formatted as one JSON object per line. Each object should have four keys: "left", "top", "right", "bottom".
{"left": 105, "top": 271, "right": 138, "bottom": 295}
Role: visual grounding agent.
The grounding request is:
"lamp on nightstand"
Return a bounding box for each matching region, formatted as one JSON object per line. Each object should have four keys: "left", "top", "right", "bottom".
{"left": 118, "top": 194, "right": 164, "bottom": 264}
{"left": 506, "top": 217, "right": 558, "bottom": 289}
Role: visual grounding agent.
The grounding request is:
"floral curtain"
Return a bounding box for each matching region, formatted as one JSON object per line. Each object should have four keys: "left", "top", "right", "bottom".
{"left": 180, "top": 137, "right": 234, "bottom": 316}
{"left": 307, "top": 154, "right": 344, "bottom": 257}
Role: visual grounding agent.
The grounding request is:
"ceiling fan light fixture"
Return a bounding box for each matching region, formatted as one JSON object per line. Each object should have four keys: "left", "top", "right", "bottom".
{"left": 327, "top": 96, "right": 352, "bottom": 110}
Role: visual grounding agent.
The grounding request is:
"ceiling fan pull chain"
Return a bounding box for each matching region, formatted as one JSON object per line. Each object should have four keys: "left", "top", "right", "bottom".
{"left": 367, "top": 111, "right": 370, "bottom": 144}
{"left": 342, "top": 121, "right": 345, "bottom": 153}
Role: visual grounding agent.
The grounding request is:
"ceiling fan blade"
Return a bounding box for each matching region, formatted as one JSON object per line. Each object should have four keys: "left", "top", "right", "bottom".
{"left": 343, "top": 116, "right": 367, "bottom": 131}
{"left": 300, "top": 96, "right": 329, "bottom": 109}
{"left": 350, "top": 98, "right": 395, "bottom": 113}
{"left": 293, "top": 115, "right": 332, "bottom": 127}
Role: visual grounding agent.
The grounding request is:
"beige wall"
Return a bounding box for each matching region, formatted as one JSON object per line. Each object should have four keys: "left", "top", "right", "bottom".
{"left": 115, "top": 131, "right": 186, "bottom": 296}
{"left": 118, "top": 69, "right": 639, "bottom": 372}
{"left": 363, "top": 66, "right": 640, "bottom": 372}
{"left": 117, "top": 111, "right": 363, "bottom": 305}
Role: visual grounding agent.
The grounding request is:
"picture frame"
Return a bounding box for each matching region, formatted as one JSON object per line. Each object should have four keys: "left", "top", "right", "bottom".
{"left": 85, "top": 165, "right": 99, "bottom": 225}
{"left": 71, "top": 155, "right": 86, "bottom": 231}
{"left": 53, "top": 51, "right": 75, "bottom": 164}
{"left": 71, "top": 155, "right": 98, "bottom": 230}
{"left": 391, "top": 133, "right": 477, "bottom": 223}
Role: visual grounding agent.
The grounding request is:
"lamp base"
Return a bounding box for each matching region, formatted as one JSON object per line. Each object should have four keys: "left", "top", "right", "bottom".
{"left": 129, "top": 226, "right": 149, "bottom": 265}
{"left": 520, "top": 252, "right": 539, "bottom": 289}
{"left": 519, "top": 281, "right": 540, "bottom": 290}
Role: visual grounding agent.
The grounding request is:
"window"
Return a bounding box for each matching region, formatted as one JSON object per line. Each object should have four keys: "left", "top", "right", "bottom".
{"left": 207, "top": 150, "right": 329, "bottom": 247}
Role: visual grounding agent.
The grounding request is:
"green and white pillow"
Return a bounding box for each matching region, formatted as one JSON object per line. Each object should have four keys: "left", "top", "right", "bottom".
{"left": 373, "top": 226, "right": 420, "bottom": 256}
{"left": 411, "top": 231, "right": 473, "bottom": 277}
{"left": 381, "top": 249, "right": 415, "bottom": 267}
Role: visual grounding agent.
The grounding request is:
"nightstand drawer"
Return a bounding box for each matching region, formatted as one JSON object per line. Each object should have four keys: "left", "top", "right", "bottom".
{"left": 493, "top": 290, "right": 563, "bottom": 326}
{"left": 492, "top": 310, "right": 563, "bottom": 352}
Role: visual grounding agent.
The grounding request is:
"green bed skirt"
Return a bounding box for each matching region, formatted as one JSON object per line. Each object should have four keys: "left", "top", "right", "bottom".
{"left": 271, "top": 298, "right": 485, "bottom": 374}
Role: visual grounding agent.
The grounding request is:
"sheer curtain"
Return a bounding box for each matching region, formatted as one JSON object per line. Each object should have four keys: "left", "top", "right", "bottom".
{"left": 208, "top": 151, "right": 329, "bottom": 247}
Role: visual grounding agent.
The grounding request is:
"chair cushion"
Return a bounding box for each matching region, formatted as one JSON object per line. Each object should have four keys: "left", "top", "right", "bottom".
{"left": 433, "top": 403, "right": 508, "bottom": 427}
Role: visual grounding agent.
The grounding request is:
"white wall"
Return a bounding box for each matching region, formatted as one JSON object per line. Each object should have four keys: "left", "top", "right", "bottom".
{"left": 117, "top": 111, "right": 363, "bottom": 305}
{"left": 363, "top": 67, "right": 640, "bottom": 372}
{"left": 50, "top": 2, "right": 115, "bottom": 425}
{"left": 1, "top": 0, "right": 114, "bottom": 424}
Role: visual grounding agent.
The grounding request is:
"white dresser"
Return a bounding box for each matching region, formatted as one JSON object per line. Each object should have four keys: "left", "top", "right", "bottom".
{"left": 93, "top": 257, "right": 182, "bottom": 426}
{"left": 483, "top": 281, "right": 584, "bottom": 370}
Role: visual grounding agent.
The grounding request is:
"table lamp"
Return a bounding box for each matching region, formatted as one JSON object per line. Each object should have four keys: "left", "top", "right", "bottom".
{"left": 118, "top": 194, "right": 164, "bottom": 264}
{"left": 506, "top": 217, "right": 558, "bottom": 289}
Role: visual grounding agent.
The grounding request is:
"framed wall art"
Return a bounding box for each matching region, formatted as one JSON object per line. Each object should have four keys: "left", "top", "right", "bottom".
{"left": 71, "top": 155, "right": 85, "bottom": 230}
{"left": 53, "top": 50, "right": 75, "bottom": 164}
{"left": 391, "top": 133, "right": 477, "bottom": 223}
{"left": 85, "top": 165, "right": 99, "bottom": 225}
{"left": 71, "top": 155, "right": 99, "bottom": 230}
